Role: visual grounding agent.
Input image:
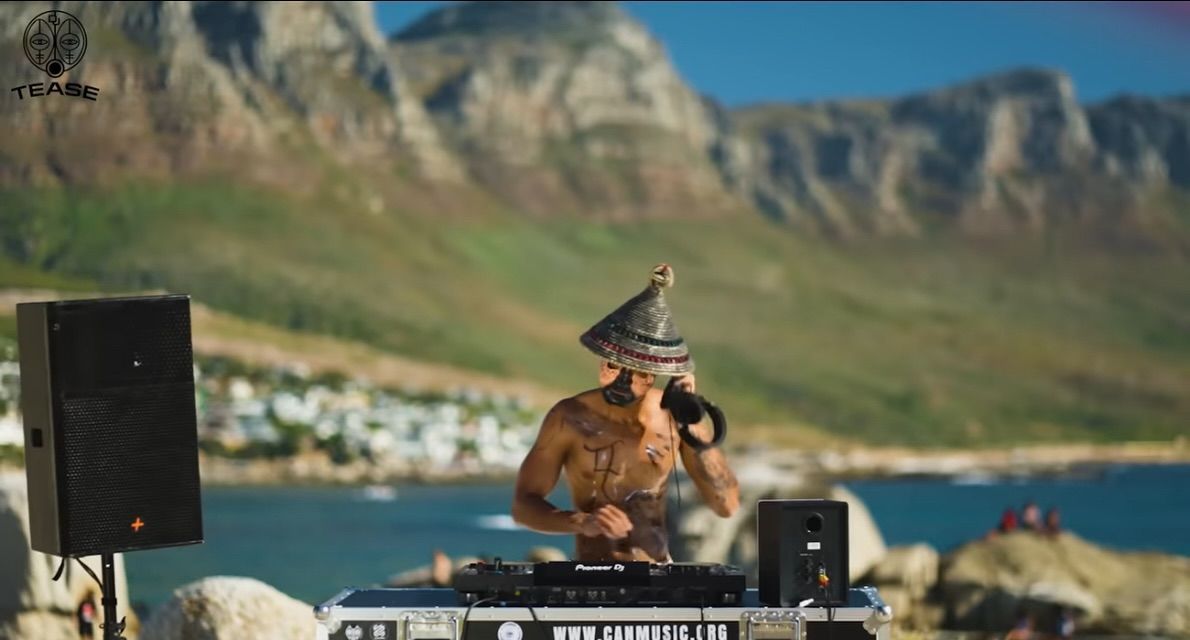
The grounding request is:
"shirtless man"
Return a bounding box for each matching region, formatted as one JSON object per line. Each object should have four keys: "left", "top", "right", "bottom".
{"left": 511, "top": 265, "right": 740, "bottom": 562}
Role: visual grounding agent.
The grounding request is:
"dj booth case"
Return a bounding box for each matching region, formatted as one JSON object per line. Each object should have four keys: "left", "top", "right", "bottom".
{"left": 313, "top": 587, "right": 893, "bottom": 640}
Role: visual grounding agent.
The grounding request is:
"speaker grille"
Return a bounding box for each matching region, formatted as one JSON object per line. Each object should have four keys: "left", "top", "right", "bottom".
{"left": 48, "top": 296, "right": 203, "bottom": 556}
{"left": 52, "top": 297, "right": 195, "bottom": 391}
{"left": 59, "top": 385, "right": 203, "bottom": 555}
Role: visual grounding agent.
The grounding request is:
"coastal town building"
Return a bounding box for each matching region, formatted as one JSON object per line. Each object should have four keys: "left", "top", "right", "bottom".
{"left": 0, "top": 355, "right": 539, "bottom": 477}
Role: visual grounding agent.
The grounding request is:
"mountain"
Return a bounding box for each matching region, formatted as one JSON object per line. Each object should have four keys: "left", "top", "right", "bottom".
{"left": 0, "top": 1, "right": 460, "bottom": 185}
{"left": 723, "top": 72, "right": 1190, "bottom": 239}
{"left": 2, "top": 1, "right": 1188, "bottom": 236}
{"left": 391, "top": 2, "right": 1190, "bottom": 241}
{"left": 390, "top": 0, "right": 741, "bottom": 219}
{"left": 0, "top": 1, "right": 1187, "bottom": 446}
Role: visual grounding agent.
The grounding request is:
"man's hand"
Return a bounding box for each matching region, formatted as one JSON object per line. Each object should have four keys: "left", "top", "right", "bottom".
{"left": 673, "top": 374, "right": 696, "bottom": 394}
{"left": 577, "top": 505, "right": 633, "bottom": 539}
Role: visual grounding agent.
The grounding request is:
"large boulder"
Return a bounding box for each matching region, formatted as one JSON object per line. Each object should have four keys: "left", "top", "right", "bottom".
{"left": 862, "top": 544, "right": 943, "bottom": 631}
{"left": 866, "top": 544, "right": 939, "bottom": 599}
{"left": 140, "top": 576, "right": 311, "bottom": 640}
{"left": 827, "top": 484, "right": 888, "bottom": 581}
{"left": 939, "top": 530, "right": 1190, "bottom": 636}
{"left": 0, "top": 472, "right": 135, "bottom": 640}
{"left": 673, "top": 466, "right": 887, "bottom": 585}
{"left": 0, "top": 610, "right": 76, "bottom": 640}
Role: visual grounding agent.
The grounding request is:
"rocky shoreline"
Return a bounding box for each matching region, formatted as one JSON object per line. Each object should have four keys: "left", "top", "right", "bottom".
{"left": 3, "top": 440, "right": 1187, "bottom": 490}
{"left": 4, "top": 463, "right": 1189, "bottom": 639}
{"left": 183, "top": 439, "right": 1190, "bottom": 487}
{"left": 745, "top": 439, "right": 1190, "bottom": 480}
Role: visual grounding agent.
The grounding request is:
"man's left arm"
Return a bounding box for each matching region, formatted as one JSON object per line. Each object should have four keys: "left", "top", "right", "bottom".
{"left": 679, "top": 427, "right": 740, "bottom": 517}
{"left": 673, "top": 377, "right": 740, "bottom": 518}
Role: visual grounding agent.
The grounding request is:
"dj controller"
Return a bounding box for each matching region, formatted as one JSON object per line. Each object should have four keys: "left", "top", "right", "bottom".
{"left": 315, "top": 501, "right": 893, "bottom": 640}
{"left": 453, "top": 559, "right": 747, "bottom": 607}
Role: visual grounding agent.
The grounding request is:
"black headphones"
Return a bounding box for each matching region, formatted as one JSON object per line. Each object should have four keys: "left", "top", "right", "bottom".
{"left": 660, "top": 377, "right": 728, "bottom": 451}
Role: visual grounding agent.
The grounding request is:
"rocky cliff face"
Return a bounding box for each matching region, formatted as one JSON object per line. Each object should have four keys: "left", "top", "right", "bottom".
{"left": 390, "top": 1, "right": 739, "bottom": 218}
{"left": 385, "top": 2, "right": 1189, "bottom": 235}
{"left": 0, "top": 1, "right": 459, "bottom": 187}
{"left": 1089, "top": 95, "right": 1190, "bottom": 189}
{"left": 1, "top": 1, "right": 1187, "bottom": 237}
{"left": 354, "top": 2, "right": 1190, "bottom": 236}
{"left": 724, "top": 70, "right": 1189, "bottom": 237}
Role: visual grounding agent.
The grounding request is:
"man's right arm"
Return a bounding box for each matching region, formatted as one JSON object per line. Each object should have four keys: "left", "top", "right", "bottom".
{"left": 512, "top": 402, "right": 635, "bottom": 540}
{"left": 511, "top": 404, "right": 588, "bottom": 534}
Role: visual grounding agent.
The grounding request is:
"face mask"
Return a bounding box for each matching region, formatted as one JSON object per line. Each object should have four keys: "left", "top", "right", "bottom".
{"left": 601, "top": 366, "right": 637, "bottom": 406}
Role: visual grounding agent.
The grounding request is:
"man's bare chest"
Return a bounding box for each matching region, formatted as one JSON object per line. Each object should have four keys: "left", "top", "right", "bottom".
{"left": 560, "top": 411, "right": 677, "bottom": 503}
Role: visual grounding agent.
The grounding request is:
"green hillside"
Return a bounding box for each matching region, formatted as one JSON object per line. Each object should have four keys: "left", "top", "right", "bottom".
{"left": 1, "top": 176, "right": 1187, "bottom": 447}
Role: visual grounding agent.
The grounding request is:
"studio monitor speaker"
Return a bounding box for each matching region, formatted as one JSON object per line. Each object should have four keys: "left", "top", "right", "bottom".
{"left": 17, "top": 294, "right": 203, "bottom": 557}
{"left": 758, "top": 499, "right": 849, "bottom": 606}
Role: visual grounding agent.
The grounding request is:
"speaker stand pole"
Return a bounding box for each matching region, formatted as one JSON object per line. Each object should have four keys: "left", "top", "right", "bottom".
{"left": 100, "top": 553, "right": 125, "bottom": 640}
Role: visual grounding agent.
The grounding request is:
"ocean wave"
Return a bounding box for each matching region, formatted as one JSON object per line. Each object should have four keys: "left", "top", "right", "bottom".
{"left": 475, "top": 514, "right": 522, "bottom": 530}
{"left": 950, "top": 472, "right": 998, "bottom": 486}
{"left": 357, "top": 485, "right": 399, "bottom": 501}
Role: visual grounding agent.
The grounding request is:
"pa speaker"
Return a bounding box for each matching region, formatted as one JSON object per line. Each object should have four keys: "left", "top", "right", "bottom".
{"left": 757, "top": 499, "right": 849, "bottom": 606}
{"left": 17, "top": 294, "right": 203, "bottom": 557}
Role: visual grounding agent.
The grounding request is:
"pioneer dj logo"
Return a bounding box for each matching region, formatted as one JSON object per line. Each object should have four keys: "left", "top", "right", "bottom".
{"left": 12, "top": 9, "right": 100, "bottom": 101}
{"left": 574, "top": 563, "right": 626, "bottom": 572}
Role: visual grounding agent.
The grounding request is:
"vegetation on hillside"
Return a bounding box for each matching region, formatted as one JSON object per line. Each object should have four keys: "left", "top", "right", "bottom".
{"left": 1, "top": 178, "right": 1186, "bottom": 447}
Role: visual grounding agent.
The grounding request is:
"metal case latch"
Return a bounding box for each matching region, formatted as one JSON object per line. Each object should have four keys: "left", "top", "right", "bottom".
{"left": 403, "top": 611, "right": 460, "bottom": 640}
{"left": 744, "top": 610, "right": 806, "bottom": 640}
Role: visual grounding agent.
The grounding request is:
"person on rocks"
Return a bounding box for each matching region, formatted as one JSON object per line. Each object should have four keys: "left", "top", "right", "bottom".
{"left": 998, "top": 507, "right": 1019, "bottom": 534}
{"left": 1021, "top": 501, "right": 1043, "bottom": 532}
{"left": 1006, "top": 609, "right": 1034, "bottom": 640}
{"left": 1056, "top": 606, "right": 1075, "bottom": 639}
{"left": 1044, "top": 506, "right": 1063, "bottom": 537}
{"left": 77, "top": 596, "right": 96, "bottom": 640}
{"left": 430, "top": 549, "right": 453, "bottom": 587}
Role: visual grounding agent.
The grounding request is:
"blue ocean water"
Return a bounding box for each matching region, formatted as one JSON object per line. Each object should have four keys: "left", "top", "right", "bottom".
{"left": 124, "top": 463, "right": 1190, "bottom": 613}
{"left": 843, "top": 463, "right": 1190, "bottom": 557}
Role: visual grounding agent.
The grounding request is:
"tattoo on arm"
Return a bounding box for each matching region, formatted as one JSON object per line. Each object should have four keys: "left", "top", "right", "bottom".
{"left": 675, "top": 416, "right": 738, "bottom": 493}
{"left": 690, "top": 448, "right": 738, "bottom": 493}
{"left": 663, "top": 401, "right": 739, "bottom": 516}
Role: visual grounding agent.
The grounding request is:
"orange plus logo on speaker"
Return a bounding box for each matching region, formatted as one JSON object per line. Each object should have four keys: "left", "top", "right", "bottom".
{"left": 131, "top": 517, "right": 145, "bottom": 533}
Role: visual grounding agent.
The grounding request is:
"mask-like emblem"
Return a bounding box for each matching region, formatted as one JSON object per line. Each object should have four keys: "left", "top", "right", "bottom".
{"left": 24, "top": 10, "right": 88, "bottom": 78}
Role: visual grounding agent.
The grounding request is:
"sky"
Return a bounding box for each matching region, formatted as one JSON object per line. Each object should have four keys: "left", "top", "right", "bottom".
{"left": 374, "top": 1, "right": 1190, "bottom": 107}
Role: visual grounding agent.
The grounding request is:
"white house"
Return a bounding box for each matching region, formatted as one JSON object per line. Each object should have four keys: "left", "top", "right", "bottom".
{"left": 0, "top": 413, "right": 22, "bottom": 447}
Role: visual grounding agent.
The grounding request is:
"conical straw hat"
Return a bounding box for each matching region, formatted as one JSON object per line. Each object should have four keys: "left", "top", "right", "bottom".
{"left": 579, "top": 264, "right": 694, "bottom": 376}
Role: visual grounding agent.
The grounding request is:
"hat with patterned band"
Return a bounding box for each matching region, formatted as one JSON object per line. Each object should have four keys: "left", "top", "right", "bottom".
{"left": 579, "top": 264, "right": 694, "bottom": 376}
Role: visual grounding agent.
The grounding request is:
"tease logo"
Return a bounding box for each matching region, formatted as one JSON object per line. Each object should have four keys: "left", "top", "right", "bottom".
{"left": 25, "top": 10, "right": 86, "bottom": 77}
{"left": 12, "top": 9, "right": 100, "bottom": 101}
